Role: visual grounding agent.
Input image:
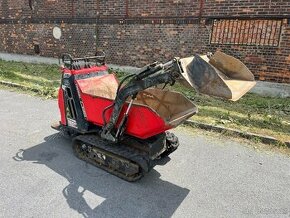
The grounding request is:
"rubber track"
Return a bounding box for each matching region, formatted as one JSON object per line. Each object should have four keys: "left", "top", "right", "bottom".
{"left": 72, "top": 134, "right": 150, "bottom": 182}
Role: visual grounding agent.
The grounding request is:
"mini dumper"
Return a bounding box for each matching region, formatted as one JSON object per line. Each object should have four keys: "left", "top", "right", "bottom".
{"left": 52, "top": 51, "right": 256, "bottom": 181}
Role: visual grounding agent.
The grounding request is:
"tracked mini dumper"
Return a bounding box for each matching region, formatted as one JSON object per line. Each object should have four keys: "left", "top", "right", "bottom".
{"left": 52, "top": 52, "right": 256, "bottom": 181}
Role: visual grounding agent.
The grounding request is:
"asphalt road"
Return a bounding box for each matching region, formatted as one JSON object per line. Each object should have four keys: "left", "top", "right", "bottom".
{"left": 1, "top": 89, "right": 290, "bottom": 218}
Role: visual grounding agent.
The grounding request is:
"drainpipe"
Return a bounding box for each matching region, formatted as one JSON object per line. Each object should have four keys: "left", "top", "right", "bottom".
{"left": 199, "top": 0, "right": 204, "bottom": 23}
{"left": 125, "top": 0, "right": 129, "bottom": 18}
{"left": 71, "top": 0, "right": 75, "bottom": 18}
{"left": 96, "top": 0, "right": 100, "bottom": 53}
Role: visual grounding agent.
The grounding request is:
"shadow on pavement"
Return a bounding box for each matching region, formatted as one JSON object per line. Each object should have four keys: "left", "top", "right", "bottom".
{"left": 13, "top": 133, "right": 189, "bottom": 218}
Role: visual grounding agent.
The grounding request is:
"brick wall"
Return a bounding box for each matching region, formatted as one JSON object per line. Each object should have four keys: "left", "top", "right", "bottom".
{"left": 203, "top": 0, "right": 289, "bottom": 16}
{"left": 127, "top": 0, "right": 200, "bottom": 17}
{"left": 98, "top": 23, "right": 209, "bottom": 66}
{"left": 0, "top": 23, "right": 97, "bottom": 57}
{"left": 0, "top": 0, "right": 289, "bottom": 83}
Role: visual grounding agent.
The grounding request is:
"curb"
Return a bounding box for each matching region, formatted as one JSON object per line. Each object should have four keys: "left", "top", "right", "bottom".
{"left": 184, "top": 120, "right": 290, "bottom": 148}
{"left": 0, "top": 80, "right": 39, "bottom": 92}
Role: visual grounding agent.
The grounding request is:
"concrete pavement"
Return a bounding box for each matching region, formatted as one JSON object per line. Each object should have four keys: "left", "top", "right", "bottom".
{"left": 0, "top": 89, "right": 290, "bottom": 218}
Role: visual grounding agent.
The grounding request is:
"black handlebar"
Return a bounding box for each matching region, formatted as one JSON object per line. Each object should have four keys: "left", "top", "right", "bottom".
{"left": 61, "top": 52, "right": 106, "bottom": 69}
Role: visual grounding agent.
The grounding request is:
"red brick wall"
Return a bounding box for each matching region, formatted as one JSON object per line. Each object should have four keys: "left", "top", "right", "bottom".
{"left": 98, "top": 0, "right": 126, "bottom": 17}
{"left": 0, "top": 0, "right": 289, "bottom": 83}
{"left": 203, "top": 0, "right": 289, "bottom": 16}
{"left": 0, "top": 23, "right": 97, "bottom": 57}
{"left": 98, "top": 23, "right": 209, "bottom": 66}
{"left": 209, "top": 21, "right": 290, "bottom": 83}
{"left": 127, "top": 0, "right": 200, "bottom": 17}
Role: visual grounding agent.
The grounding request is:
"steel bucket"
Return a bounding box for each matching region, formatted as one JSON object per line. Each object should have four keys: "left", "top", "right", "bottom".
{"left": 179, "top": 51, "right": 256, "bottom": 101}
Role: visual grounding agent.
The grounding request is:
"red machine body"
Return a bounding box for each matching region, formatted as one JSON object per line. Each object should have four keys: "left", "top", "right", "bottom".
{"left": 58, "top": 65, "right": 193, "bottom": 139}
{"left": 53, "top": 52, "right": 255, "bottom": 181}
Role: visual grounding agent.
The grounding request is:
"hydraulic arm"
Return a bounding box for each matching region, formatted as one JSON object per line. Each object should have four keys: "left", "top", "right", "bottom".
{"left": 101, "top": 58, "right": 182, "bottom": 142}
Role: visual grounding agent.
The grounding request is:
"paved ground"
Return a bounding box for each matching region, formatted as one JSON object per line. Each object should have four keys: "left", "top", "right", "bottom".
{"left": 1, "top": 89, "right": 290, "bottom": 218}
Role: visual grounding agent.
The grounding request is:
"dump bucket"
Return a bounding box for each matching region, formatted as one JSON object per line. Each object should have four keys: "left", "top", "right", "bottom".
{"left": 179, "top": 51, "right": 256, "bottom": 101}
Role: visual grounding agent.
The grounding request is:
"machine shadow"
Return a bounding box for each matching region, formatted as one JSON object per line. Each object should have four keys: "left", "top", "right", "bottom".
{"left": 13, "top": 133, "right": 189, "bottom": 218}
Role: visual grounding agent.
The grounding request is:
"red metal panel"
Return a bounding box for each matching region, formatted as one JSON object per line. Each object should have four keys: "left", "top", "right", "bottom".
{"left": 56, "top": 70, "right": 171, "bottom": 139}
{"left": 58, "top": 88, "right": 67, "bottom": 125}
{"left": 80, "top": 93, "right": 170, "bottom": 139}
{"left": 75, "top": 75, "right": 171, "bottom": 139}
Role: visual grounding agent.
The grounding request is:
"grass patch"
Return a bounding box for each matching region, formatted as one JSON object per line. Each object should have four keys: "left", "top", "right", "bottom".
{"left": 171, "top": 83, "right": 290, "bottom": 142}
{"left": 0, "top": 59, "right": 289, "bottom": 142}
{"left": 0, "top": 59, "right": 60, "bottom": 98}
